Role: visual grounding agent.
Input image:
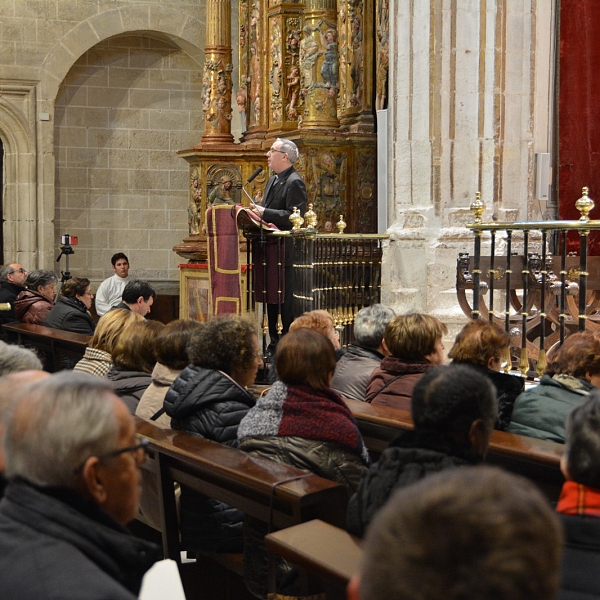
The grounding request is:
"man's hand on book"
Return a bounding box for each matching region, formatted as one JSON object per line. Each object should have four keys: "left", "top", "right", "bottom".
{"left": 252, "top": 204, "right": 265, "bottom": 217}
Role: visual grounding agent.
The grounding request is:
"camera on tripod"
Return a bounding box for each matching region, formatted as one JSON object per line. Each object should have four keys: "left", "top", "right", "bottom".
{"left": 56, "top": 233, "right": 79, "bottom": 285}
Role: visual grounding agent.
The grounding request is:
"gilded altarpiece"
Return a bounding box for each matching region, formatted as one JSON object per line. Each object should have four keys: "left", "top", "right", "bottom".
{"left": 175, "top": 0, "right": 386, "bottom": 267}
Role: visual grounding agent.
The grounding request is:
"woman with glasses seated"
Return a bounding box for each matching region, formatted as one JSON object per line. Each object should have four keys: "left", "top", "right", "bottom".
{"left": 44, "top": 277, "right": 96, "bottom": 336}
{"left": 163, "top": 316, "right": 261, "bottom": 555}
{"left": 14, "top": 270, "right": 57, "bottom": 326}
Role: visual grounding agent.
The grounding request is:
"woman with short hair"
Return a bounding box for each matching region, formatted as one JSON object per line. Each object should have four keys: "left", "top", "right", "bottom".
{"left": 238, "top": 327, "right": 370, "bottom": 598}
{"left": 448, "top": 319, "right": 524, "bottom": 430}
{"left": 14, "top": 270, "right": 57, "bottom": 325}
{"left": 366, "top": 313, "right": 448, "bottom": 409}
{"left": 163, "top": 316, "right": 262, "bottom": 554}
{"left": 44, "top": 277, "right": 96, "bottom": 335}
{"left": 107, "top": 319, "right": 164, "bottom": 413}
{"left": 508, "top": 331, "right": 600, "bottom": 442}
{"left": 74, "top": 308, "right": 142, "bottom": 378}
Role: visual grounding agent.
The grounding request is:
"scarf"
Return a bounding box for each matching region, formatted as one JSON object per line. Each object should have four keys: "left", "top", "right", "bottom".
{"left": 556, "top": 480, "right": 600, "bottom": 517}
{"left": 238, "top": 381, "right": 371, "bottom": 465}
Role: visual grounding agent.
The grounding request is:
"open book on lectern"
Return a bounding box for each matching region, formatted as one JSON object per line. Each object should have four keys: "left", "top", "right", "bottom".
{"left": 234, "top": 204, "right": 280, "bottom": 232}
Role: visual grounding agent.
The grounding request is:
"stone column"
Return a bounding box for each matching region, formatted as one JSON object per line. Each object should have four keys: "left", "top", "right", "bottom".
{"left": 200, "top": 0, "right": 234, "bottom": 145}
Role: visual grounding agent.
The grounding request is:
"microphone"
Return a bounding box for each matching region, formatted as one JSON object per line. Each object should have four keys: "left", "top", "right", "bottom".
{"left": 246, "top": 167, "right": 263, "bottom": 184}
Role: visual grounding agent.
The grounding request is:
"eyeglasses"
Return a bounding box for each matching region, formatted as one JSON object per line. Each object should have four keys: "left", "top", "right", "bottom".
{"left": 74, "top": 438, "right": 150, "bottom": 474}
{"left": 99, "top": 438, "right": 149, "bottom": 465}
{"left": 10, "top": 268, "right": 26, "bottom": 274}
{"left": 268, "top": 148, "right": 286, "bottom": 155}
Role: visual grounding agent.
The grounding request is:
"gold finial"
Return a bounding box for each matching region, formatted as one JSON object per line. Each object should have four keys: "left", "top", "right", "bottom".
{"left": 304, "top": 203, "right": 318, "bottom": 231}
{"left": 289, "top": 206, "right": 304, "bottom": 230}
{"left": 336, "top": 214, "right": 347, "bottom": 233}
{"left": 575, "top": 186, "right": 594, "bottom": 222}
{"left": 536, "top": 349, "right": 546, "bottom": 378}
{"left": 470, "top": 191, "right": 486, "bottom": 224}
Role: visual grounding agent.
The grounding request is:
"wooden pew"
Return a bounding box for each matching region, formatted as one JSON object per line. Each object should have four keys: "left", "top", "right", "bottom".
{"left": 135, "top": 417, "right": 349, "bottom": 568}
{"left": 345, "top": 397, "right": 565, "bottom": 500}
{"left": 265, "top": 520, "right": 362, "bottom": 600}
{"left": 1, "top": 322, "right": 90, "bottom": 372}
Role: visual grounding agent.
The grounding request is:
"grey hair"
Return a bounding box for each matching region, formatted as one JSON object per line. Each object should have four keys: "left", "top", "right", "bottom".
{"left": 4, "top": 372, "right": 120, "bottom": 488}
{"left": 275, "top": 138, "right": 299, "bottom": 164}
{"left": 0, "top": 264, "right": 16, "bottom": 282}
{"left": 25, "top": 269, "right": 57, "bottom": 292}
{"left": 353, "top": 304, "right": 396, "bottom": 349}
{"left": 0, "top": 342, "right": 42, "bottom": 376}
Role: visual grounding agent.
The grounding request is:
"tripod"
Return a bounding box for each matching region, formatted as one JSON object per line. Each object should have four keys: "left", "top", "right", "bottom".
{"left": 56, "top": 239, "right": 75, "bottom": 296}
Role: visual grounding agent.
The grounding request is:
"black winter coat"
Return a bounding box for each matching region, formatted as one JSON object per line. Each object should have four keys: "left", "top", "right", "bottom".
{"left": 44, "top": 296, "right": 96, "bottom": 335}
{"left": 107, "top": 366, "right": 152, "bottom": 414}
{"left": 558, "top": 513, "right": 600, "bottom": 600}
{"left": 0, "top": 479, "right": 161, "bottom": 600}
{"left": 346, "top": 429, "right": 482, "bottom": 537}
{"left": 0, "top": 281, "right": 24, "bottom": 325}
{"left": 163, "top": 364, "right": 255, "bottom": 553}
{"left": 450, "top": 362, "right": 524, "bottom": 430}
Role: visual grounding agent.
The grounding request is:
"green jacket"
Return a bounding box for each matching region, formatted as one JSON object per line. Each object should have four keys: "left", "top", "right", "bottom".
{"left": 507, "top": 374, "right": 593, "bottom": 443}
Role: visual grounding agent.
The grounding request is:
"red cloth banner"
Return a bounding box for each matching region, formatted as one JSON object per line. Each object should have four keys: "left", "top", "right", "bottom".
{"left": 206, "top": 205, "right": 242, "bottom": 316}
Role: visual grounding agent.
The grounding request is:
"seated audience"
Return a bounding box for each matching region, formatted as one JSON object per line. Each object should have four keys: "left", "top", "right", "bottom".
{"left": 347, "top": 365, "right": 497, "bottom": 537}
{"left": 14, "top": 269, "right": 56, "bottom": 325}
{"left": 0, "top": 372, "right": 161, "bottom": 598}
{"left": 238, "top": 328, "right": 370, "bottom": 599}
{"left": 0, "top": 366, "right": 48, "bottom": 499}
{"left": 448, "top": 319, "right": 524, "bottom": 429}
{"left": 348, "top": 467, "right": 563, "bottom": 600}
{"left": 163, "top": 316, "right": 260, "bottom": 554}
{"left": 556, "top": 391, "right": 600, "bottom": 599}
{"left": 331, "top": 304, "right": 395, "bottom": 401}
{"left": 508, "top": 331, "right": 600, "bottom": 442}
{"left": 136, "top": 319, "right": 203, "bottom": 427}
{"left": 74, "top": 309, "right": 142, "bottom": 378}
{"left": 0, "top": 262, "right": 27, "bottom": 327}
{"left": 366, "top": 313, "right": 447, "bottom": 409}
{"left": 112, "top": 279, "right": 156, "bottom": 317}
{"left": 44, "top": 276, "right": 96, "bottom": 335}
{"left": 107, "top": 319, "right": 164, "bottom": 413}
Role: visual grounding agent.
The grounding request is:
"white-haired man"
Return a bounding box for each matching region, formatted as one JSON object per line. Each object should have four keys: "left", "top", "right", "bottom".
{"left": 0, "top": 372, "right": 161, "bottom": 599}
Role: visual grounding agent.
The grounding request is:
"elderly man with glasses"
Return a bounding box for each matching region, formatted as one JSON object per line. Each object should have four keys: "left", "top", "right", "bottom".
{"left": 0, "top": 262, "right": 28, "bottom": 331}
{"left": 251, "top": 138, "right": 307, "bottom": 353}
{"left": 0, "top": 372, "right": 161, "bottom": 599}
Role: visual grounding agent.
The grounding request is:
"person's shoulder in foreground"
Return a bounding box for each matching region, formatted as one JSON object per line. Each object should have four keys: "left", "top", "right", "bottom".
{"left": 348, "top": 466, "right": 563, "bottom": 600}
{"left": 557, "top": 390, "right": 600, "bottom": 600}
{"left": 0, "top": 371, "right": 161, "bottom": 599}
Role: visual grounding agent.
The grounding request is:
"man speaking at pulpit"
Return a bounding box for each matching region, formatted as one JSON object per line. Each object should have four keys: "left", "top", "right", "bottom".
{"left": 251, "top": 138, "right": 307, "bottom": 353}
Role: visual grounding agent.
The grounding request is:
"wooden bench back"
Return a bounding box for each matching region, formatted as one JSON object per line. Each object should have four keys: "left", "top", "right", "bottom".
{"left": 2, "top": 322, "right": 90, "bottom": 372}
{"left": 135, "top": 417, "right": 348, "bottom": 562}
{"left": 345, "top": 397, "right": 565, "bottom": 499}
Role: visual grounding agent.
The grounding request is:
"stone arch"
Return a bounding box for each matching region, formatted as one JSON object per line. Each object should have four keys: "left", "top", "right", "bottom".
{"left": 0, "top": 85, "right": 38, "bottom": 267}
{"left": 34, "top": 4, "right": 205, "bottom": 269}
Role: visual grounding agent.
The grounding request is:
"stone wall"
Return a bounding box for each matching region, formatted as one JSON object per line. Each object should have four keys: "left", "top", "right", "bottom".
{"left": 54, "top": 34, "right": 202, "bottom": 282}
{"left": 0, "top": 0, "right": 207, "bottom": 285}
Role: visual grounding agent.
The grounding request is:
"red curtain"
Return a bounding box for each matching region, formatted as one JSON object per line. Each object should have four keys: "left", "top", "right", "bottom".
{"left": 559, "top": 0, "right": 600, "bottom": 252}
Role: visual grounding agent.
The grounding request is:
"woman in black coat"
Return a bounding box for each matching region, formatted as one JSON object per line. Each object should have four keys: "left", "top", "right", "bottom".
{"left": 44, "top": 277, "right": 96, "bottom": 335}
{"left": 163, "top": 316, "right": 261, "bottom": 554}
